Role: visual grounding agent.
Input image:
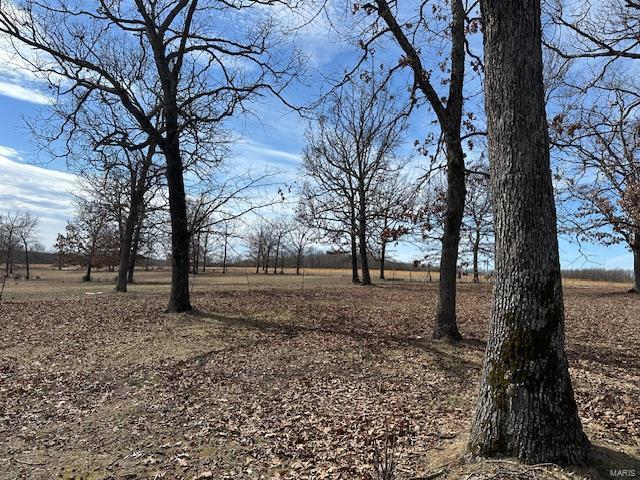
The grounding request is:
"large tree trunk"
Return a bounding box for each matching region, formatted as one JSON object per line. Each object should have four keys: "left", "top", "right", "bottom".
{"left": 164, "top": 142, "right": 192, "bottom": 313}
{"left": 433, "top": 141, "right": 465, "bottom": 341}
{"left": 472, "top": 232, "right": 480, "bottom": 284}
{"left": 350, "top": 230, "right": 360, "bottom": 284}
{"left": 631, "top": 242, "right": 640, "bottom": 293}
{"left": 127, "top": 219, "right": 142, "bottom": 284}
{"left": 116, "top": 208, "right": 137, "bottom": 292}
{"left": 469, "top": 0, "right": 589, "bottom": 465}
{"left": 350, "top": 202, "right": 361, "bottom": 283}
{"left": 357, "top": 186, "right": 371, "bottom": 285}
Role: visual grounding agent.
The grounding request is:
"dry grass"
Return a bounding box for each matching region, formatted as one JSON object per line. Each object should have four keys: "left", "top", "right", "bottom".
{"left": 0, "top": 268, "right": 638, "bottom": 479}
{"left": 0, "top": 265, "right": 630, "bottom": 301}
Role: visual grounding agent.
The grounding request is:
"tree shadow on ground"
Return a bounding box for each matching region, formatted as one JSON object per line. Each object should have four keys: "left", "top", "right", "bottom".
{"left": 575, "top": 443, "right": 640, "bottom": 479}
{"left": 189, "top": 309, "right": 485, "bottom": 381}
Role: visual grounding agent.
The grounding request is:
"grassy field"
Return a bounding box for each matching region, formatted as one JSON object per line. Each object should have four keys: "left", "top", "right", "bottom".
{"left": 0, "top": 265, "right": 631, "bottom": 301}
{"left": 0, "top": 266, "right": 638, "bottom": 479}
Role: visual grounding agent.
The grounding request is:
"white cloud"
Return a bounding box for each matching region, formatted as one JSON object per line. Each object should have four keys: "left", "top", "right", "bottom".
{"left": 0, "top": 80, "right": 51, "bottom": 104}
{"left": 235, "top": 139, "right": 301, "bottom": 166}
{"left": 0, "top": 145, "right": 21, "bottom": 159}
{"left": 0, "top": 22, "right": 54, "bottom": 105}
{"left": 0, "top": 149, "right": 77, "bottom": 249}
{"left": 602, "top": 252, "right": 634, "bottom": 270}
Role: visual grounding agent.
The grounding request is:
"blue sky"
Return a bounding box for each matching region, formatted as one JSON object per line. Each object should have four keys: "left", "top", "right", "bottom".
{"left": 0, "top": 2, "right": 633, "bottom": 270}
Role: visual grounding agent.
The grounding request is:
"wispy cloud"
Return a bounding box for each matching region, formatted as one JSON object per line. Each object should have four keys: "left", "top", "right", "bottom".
{"left": 0, "top": 32, "right": 53, "bottom": 105}
{"left": 0, "top": 147, "right": 76, "bottom": 249}
{"left": 234, "top": 139, "right": 301, "bottom": 169}
{"left": 0, "top": 80, "right": 51, "bottom": 104}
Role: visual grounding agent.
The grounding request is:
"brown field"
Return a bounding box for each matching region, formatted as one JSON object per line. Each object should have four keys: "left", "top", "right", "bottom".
{"left": 0, "top": 266, "right": 639, "bottom": 479}
{"left": 0, "top": 265, "right": 631, "bottom": 301}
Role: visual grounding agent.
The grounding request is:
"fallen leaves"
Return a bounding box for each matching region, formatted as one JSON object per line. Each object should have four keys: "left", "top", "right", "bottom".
{"left": 0, "top": 283, "right": 638, "bottom": 479}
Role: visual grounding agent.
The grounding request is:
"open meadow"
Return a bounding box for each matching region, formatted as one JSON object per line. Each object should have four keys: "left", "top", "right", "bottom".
{"left": 0, "top": 267, "right": 639, "bottom": 479}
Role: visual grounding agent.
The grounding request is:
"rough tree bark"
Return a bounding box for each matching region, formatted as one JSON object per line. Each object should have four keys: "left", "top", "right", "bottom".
{"left": 433, "top": 140, "right": 465, "bottom": 341}
{"left": 631, "top": 240, "right": 640, "bottom": 293}
{"left": 164, "top": 142, "right": 192, "bottom": 312}
{"left": 468, "top": 0, "right": 589, "bottom": 464}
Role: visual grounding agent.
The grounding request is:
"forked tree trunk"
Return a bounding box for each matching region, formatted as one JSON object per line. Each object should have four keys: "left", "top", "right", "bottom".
{"left": 469, "top": 0, "right": 589, "bottom": 465}
{"left": 164, "top": 143, "right": 192, "bottom": 313}
{"left": 433, "top": 141, "right": 465, "bottom": 342}
{"left": 116, "top": 211, "right": 136, "bottom": 292}
{"left": 117, "top": 147, "right": 152, "bottom": 292}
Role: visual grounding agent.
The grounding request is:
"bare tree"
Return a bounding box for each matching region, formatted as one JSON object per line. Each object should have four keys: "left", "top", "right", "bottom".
{"left": 462, "top": 168, "right": 493, "bottom": 283}
{"left": 369, "top": 172, "right": 416, "bottom": 280}
{"left": 353, "top": 0, "right": 483, "bottom": 340}
{"left": 299, "top": 172, "right": 361, "bottom": 283}
{"left": 289, "top": 216, "right": 314, "bottom": 275}
{"left": 56, "top": 201, "right": 118, "bottom": 282}
{"left": 76, "top": 148, "right": 163, "bottom": 291}
{"left": 246, "top": 220, "right": 273, "bottom": 275}
{"left": 0, "top": 0, "right": 302, "bottom": 312}
{"left": 17, "top": 212, "right": 39, "bottom": 280}
{"left": 0, "top": 212, "right": 21, "bottom": 276}
{"left": 546, "top": 0, "right": 639, "bottom": 65}
{"left": 301, "top": 76, "right": 406, "bottom": 286}
{"left": 469, "top": 0, "right": 589, "bottom": 464}
{"left": 552, "top": 79, "right": 640, "bottom": 291}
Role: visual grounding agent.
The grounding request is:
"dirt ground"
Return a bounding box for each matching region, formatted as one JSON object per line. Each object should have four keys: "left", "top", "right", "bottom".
{"left": 0, "top": 268, "right": 638, "bottom": 479}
